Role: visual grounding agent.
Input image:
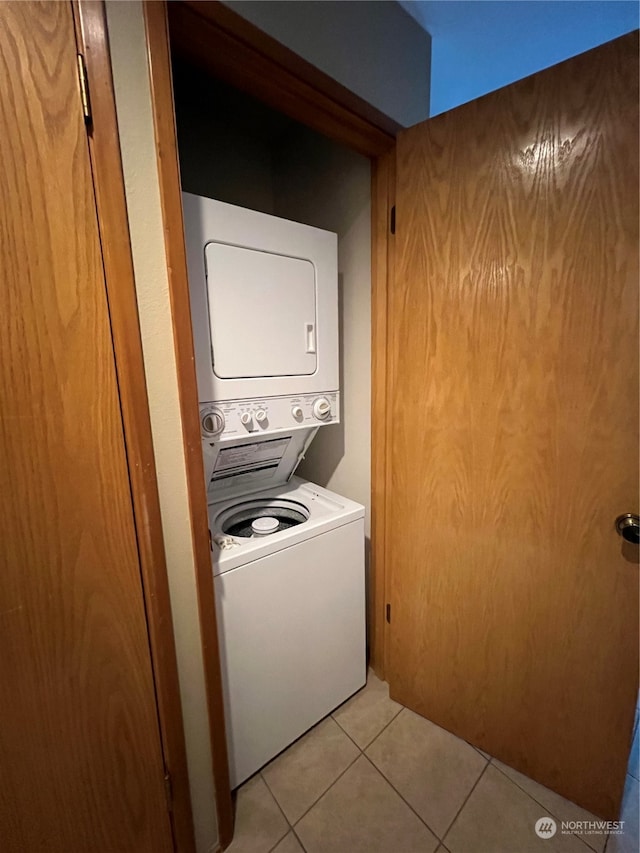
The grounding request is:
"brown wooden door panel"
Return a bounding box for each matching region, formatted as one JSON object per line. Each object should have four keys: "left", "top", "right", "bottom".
{"left": 0, "top": 3, "right": 174, "bottom": 849}
{"left": 388, "top": 32, "right": 639, "bottom": 819}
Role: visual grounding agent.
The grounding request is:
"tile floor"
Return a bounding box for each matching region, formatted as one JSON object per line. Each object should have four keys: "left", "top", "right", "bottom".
{"left": 227, "top": 672, "right": 640, "bottom": 853}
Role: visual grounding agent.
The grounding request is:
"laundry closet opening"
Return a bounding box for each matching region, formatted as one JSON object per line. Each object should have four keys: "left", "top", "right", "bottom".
{"left": 171, "top": 57, "right": 373, "bottom": 629}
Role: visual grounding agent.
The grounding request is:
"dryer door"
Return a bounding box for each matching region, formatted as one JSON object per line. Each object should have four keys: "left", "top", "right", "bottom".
{"left": 206, "top": 242, "right": 317, "bottom": 379}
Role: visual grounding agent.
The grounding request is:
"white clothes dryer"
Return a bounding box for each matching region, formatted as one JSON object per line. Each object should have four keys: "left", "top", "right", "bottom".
{"left": 209, "top": 470, "right": 366, "bottom": 789}
{"left": 182, "top": 192, "right": 340, "bottom": 443}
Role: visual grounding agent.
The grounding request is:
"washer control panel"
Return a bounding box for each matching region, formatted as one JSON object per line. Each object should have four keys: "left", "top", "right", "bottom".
{"left": 200, "top": 392, "right": 339, "bottom": 439}
{"left": 201, "top": 406, "right": 225, "bottom": 438}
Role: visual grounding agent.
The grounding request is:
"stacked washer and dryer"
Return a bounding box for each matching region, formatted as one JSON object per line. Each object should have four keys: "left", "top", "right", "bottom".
{"left": 182, "top": 192, "right": 366, "bottom": 789}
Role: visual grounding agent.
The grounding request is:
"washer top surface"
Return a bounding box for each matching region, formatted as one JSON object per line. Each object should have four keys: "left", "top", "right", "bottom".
{"left": 208, "top": 476, "right": 364, "bottom": 575}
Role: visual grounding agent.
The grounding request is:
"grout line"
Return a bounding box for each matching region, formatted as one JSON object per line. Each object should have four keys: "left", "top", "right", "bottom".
{"left": 360, "top": 751, "right": 445, "bottom": 843}
{"left": 490, "top": 762, "right": 598, "bottom": 853}
{"left": 334, "top": 703, "right": 404, "bottom": 752}
{"left": 440, "top": 759, "right": 491, "bottom": 846}
{"left": 291, "top": 826, "right": 308, "bottom": 852}
{"left": 470, "top": 743, "right": 491, "bottom": 762}
{"left": 260, "top": 684, "right": 404, "bottom": 847}
{"left": 280, "top": 749, "right": 363, "bottom": 831}
{"left": 330, "top": 714, "right": 367, "bottom": 752}
{"left": 261, "top": 771, "right": 295, "bottom": 848}
{"left": 361, "top": 703, "right": 405, "bottom": 750}
{"left": 265, "top": 835, "right": 288, "bottom": 853}
{"left": 334, "top": 700, "right": 404, "bottom": 753}
{"left": 289, "top": 751, "right": 362, "bottom": 826}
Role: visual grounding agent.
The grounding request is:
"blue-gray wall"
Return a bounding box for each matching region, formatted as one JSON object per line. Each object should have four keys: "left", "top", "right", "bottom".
{"left": 223, "top": 0, "right": 431, "bottom": 126}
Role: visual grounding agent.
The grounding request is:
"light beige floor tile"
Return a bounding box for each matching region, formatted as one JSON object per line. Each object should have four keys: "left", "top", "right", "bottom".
{"left": 272, "top": 831, "right": 305, "bottom": 853}
{"left": 444, "top": 764, "right": 588, "bottom": 853}
{"left": 296, "top": 755, "right": 439, "bottom": 853}
{"left": 606, "top": 774, "right": 639, "bottom": 853}
{"left": 366, "top": 707, "right": 487, "bottom": 838}
{"left": 227, "top": 775, "right": 288, "bottom": 853}
{"left": 262, "top": 716, "right": 360, "bottom": 824}
{"left": 493, "top": 759, "right": 607, "bottom": 852}
{"left": 332, "top": 668, "right": 402, "bottom": 749}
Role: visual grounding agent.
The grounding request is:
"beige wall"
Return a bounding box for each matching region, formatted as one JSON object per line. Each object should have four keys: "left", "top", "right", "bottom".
{"left": 272, "top": 128, "right": 372, "bottom": 538}
{"left": 105, "top": 4, "right": 218, "bottom": 852}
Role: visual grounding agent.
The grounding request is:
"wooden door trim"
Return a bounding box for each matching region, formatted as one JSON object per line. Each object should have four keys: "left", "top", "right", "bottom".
{"left": 370, "top": 150, "right": 395, "bottom": 678}
{"left": 72, "top": 3, "right": 196, "bottom": 850}
{"left": 142, "top": 3, "right": 234, "bottom": 848}
{"left": 167, "top": 0, "right": 400, "bottom": 158}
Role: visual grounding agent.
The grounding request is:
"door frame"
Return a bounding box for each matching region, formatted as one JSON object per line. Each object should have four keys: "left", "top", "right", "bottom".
{"left": 72, "top": 3, "right": 196, "bottom": 850}
{"left": 141, "top": 0, "right": 398, "bottom": 845}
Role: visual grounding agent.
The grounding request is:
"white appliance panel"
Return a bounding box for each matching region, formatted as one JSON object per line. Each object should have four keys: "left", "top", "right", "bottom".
{"left": 206, "top": 242, "right": 317, "bottom": 379}
{"left": 183, "top": 192, "right": 338, "bottom": 404}
{"left": 209, "top": 476, "right": 364, "bottom": 568}
{"left": 200, "top": 392, "right": 339, "bottom": 444}
{"left": 202, "top": 430, "right": 316, "bottom": 500}
{"left": 214, "top": 518, "right": 366, "bottom": 788}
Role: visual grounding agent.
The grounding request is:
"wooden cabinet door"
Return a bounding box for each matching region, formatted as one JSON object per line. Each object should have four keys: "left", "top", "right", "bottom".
{"left": 0, "top": 3, "right": 175, "bottom": 850}
{"left": 387, "top": 32, "right": 638, "bottom": 819}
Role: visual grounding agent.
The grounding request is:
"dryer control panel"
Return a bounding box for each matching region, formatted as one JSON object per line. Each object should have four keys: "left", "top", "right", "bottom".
{"left": 200, "top": 392, "right": 339, "bottom": 441}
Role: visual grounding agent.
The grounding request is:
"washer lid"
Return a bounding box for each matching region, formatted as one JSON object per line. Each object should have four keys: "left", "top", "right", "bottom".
{"left": 203, "top": 426, "right": 318, "bottom": 502}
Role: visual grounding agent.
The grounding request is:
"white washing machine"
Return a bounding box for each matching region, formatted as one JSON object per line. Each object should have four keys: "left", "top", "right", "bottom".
{"left": 182, "top": 192, "right": 366, "bottom": 788}
{"left": 207, "top": 432, "right": 366, "bottom": 789}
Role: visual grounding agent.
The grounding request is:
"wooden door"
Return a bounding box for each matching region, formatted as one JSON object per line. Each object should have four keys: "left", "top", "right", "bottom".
{"left": 0, "top": 3, "right": 175, "bottom": 850}
{"left": 387, "top": 32, "right": 639, "bottom": 819}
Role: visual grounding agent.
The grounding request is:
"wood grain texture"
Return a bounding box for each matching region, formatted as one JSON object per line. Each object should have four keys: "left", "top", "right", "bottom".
{"left": 167, "top": 1, "right": 398, "bottom": 158}
{"left": 369, "top": 149, "right": 395, "bottom": 678}
{"left": 73, "top": 3, "right": 196, "bottom": 850}
{"left": 143, "top": 3, "right": 234, "bottom": 848}
{"left": 0, "top": 2, "right": 174, "bottom": 850}
{"left": 387, "top": 33, "right": 639, "bottom": 819}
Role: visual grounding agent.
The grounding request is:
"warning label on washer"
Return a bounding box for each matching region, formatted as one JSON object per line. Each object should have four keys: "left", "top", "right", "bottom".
{"left": 212, "top": 438, "right": 290, "bottom": 480}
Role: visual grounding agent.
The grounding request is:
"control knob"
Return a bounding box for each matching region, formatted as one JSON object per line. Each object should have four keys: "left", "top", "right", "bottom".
{"left": 255, "top": 409, "right": 268, "bottom": 425}
{"left": 291, "top": 405, "right": 303, "bottom": 420}
{"left": 312, "top": 397, "right": 331, "bottom": 420}
{"left": 240, "top": 412, "right": 253, "bottom": 429}
{"left": 201, "top": 408, "right": 225, "bottom": 437}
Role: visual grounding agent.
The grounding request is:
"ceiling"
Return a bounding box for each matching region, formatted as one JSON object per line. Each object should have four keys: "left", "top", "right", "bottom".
{"left": 398, "top": 1, "right": 639, "bottom": 116}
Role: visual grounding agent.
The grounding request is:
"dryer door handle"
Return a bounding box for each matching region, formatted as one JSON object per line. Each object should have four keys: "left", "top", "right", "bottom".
{"left": 305, "top": 323, "right": 316, "bottom": 354}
